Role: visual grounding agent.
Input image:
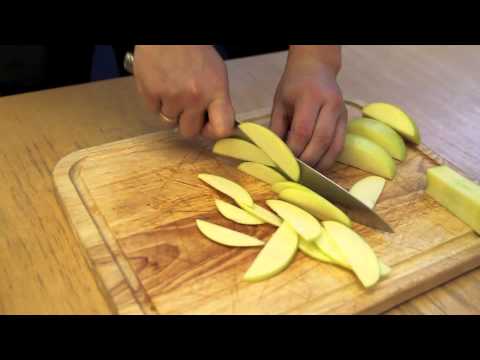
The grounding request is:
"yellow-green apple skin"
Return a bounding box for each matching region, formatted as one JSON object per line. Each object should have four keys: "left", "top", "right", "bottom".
{"left": 213, "top": 138, "right": 276, "bottom": 166}
{"left": 196, "top": 220, "right": 264, "bottom": 247}
{"left": 314, "top": 229, "right": 351, "bottom": 269}
{"left": 298, "top": 236, "right": 334, "bottom": 264}
{"left": 349, "top": 176, "right": 386, "bottom": 209}
{"left": 347, "top": 117, "right": 406, "bottom": 161}
{"left": 240, "top": 203, "right": 282, "bottom": 227}
{"left": 198, "top": 173, "right": 253, "bottom": 207}
{"left": 239, "top": 122, "right": 300, "bottom": 181}
{"left": 215, "top": 199, "right": 264, "bottom": 225}
{"left": 238, "top": 162, "right": 287, "bottom": 185}
{"left": 272, "top": 181, "right": 315, "bottom": 195}
{"left": 362, "top": 102, "right": 421, "bottom": 144}
{"left": 337, "top": 134, "right": 396, "bottom": 180}
{"left": 244, "top": 222, "right": 298, "bottom": 282}
{"left": 426, "top": 165, "right": 480, "bottom": 234}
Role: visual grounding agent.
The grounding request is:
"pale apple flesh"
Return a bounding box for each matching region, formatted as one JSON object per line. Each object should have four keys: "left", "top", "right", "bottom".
{"left": 349, "top": 176, "right": 386, "bottom": 209}
{"left": 266, "top": 199, "right": 322, "bottom": 241}
{"left": 347, "top": 117, "right": 406, "bottom": 161}
{"left": 337, "top": 133, "right": 396, "bottom": 180}
{"left": 426, "top": 165, "right": 480, "bottom": 234}
{"left": 244, "top": 222, "right": 298, "bottom": 282}
{"left": 314, "top": 228, "right": 351, "bottom": 269}
{"left": 238, "top": 162, "right": 287, "bottom": 185}
{"left": 198, "top": 173, "right": 253, "bottom": 207}
{"left": 240, "top": 203, "right": 282, "bottom": 227}
{"left": 213, "top": 138, "right": 276, "bottom": 166}
{"left": 272, "top": 181, "right": 316, "bottom": 195}
{"left": 298, "top": 236, "right": 334, "bottom": 264}
{"left": 279, "top": 188, "right": 352, "bottom": 227}
{"left": 239, "top": 122, "right": 300, "bottom": 181}
{"left": 362, "top": 102, "right": 421, "bottom": 144}
{"left": 196, "top": 220, "right": 264, "bottom": 247}
{"left": 215, "top": 199, "right": 264, "bottom": 225}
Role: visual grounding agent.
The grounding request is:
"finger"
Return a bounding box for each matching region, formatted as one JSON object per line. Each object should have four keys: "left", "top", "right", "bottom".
{"left": 315, "top": 108, "right": 347, "bottom": 171}
{"left": 179, "top": 108, "right": 208, "bottom": 139}
{"left": 202, "top": 96, "right": 235, "bottom": 140}
{"left": 286, "top": 97, "right": 320, "bottom": 157}
{"left": 137, "top": 81, "right": 161, "bottom": 113}
{"left": 160, "top": 101, "right": 183, "bottom": 120}
{"left": 270, "top": 100, "right": 289, "bottom": 140}
{"left": 299, "top": 103, "right": 340, "bottom": 166}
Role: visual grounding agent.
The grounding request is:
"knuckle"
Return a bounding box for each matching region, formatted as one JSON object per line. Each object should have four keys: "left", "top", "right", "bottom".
{"left": 324, "top": 91, "right": 343, "bottom": 108}
{"left": 291, "top": 124, "right": 312, "bottom": 143}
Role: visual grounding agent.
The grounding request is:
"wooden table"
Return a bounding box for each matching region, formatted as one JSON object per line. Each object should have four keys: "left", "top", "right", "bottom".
{"left": 1, "top": 46, "right": 479, "bottom": 314}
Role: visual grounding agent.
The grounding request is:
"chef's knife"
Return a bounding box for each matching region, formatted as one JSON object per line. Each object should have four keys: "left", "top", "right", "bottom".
{"left": 123, "top": 52, "right": 393, "bottom": 233}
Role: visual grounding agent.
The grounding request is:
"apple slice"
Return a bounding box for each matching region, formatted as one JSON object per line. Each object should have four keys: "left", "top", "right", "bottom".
{"left": 198, "top": 173, "right": 253, "bottom": 207}
{"left": 379, "top": 261, "right": 391, "bottom": 278}
{"left": 279, "top": 188, "right": 352, "bottom": 227}
{"left": 337, "top": 134, "right": 396, "bottom": 180}
{"left": 238, "top": 162, "right": 287, "bottom": 185}
{"left": 349, "top": 176, "right": 386, "bottom": 209}
{"left": 213, "top": 138, "right": 276, "bottom": 167}
{"left": 272, "top": 181, "right": 315, "bottom": 195}
{"left": 314, "top": 229, "right": 351, "bottom": 269}
{"left": 266, "top": 199, "right": 322, "bottom": 241}
{"left": 362, "top": 102, "right": 421, "bottom": 144}
{"left": 347, "top": 117, "right": 406, "bottom": 161}
{"left": 426, "top": 165, "right": 480, "bottom": 234}
{"left": 244, "top": 222, "right": 298, "bottom": 282}
{"left": 239, "top": 122, "right": 300, "bottom": 181}
{"left": 196, "top": 220, "right": 264, "bottom": 247}
{"left": 323, "top": 221, "right": 380, "bottom": 288}
{"left": 240, "top": 203, "right": 282, "bottom": 227}
{"left": 215, "top": 199, "right": 264, "bottom": 225}
{"left": 298, "top": 236, "right": 334, "bottom": 264}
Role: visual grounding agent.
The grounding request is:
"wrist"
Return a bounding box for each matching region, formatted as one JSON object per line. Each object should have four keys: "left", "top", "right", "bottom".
{"left": 288, "top": 45, "right": 342, "bottom": 74}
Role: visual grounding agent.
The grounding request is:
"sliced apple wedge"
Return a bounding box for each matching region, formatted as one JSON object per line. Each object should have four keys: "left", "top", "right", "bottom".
{"left": 244, "top": 222, "right": 298, "bottom": 282}
{"left": 426, "top": 165, "right": 480, "bottom": 234}
{"left": 240, "top": 203, "right": 282, "bottom": 227}
{"left": 215, "top": 199, "right": 264, "bottom": 225}
{"left": 196, "top": 220, "right": 264, "bottom": 247}
{"left": 379, "top": 261, "right": 391, "bottom": 278}
{"left": 198, "top": 173, "right": 253, "bottom": 207}
{"left": 279, "top": 188, "right": 352, "bottom": 227}
{"left": 349, "top": 176, "right": 386, "bottom": 209}
{"left": 337, "top": 134, "right": 396, "bottom": 179}
{"left": 362, "top": 102, "right": 421, "bottom": 144}
{"left": 347, "top": 117, "right": 406, "bottom": 161}
{"left": 323, "top": 221, "right": 380, "bottom": 288}
{"left": 266, "top": 200, "right": 322, "bottom": 241}
{"left": 239, "top": 122, "right": 300, "bottom": 181}
{"left": 238, "top": 162, "right": 287, "bottom": 185}
{"left": 298, "top": 236, "right": 334, "bottom": 264}
{"left": 271, "top": 181, "right": 315, "bottom": 195}
{"left": 213, "top": 138, "right": 276, "bottom": 167}
{"left": 314, "top": 229, "right": 351, "bottom": 269}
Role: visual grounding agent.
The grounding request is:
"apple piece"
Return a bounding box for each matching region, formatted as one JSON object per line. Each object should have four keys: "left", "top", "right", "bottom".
{"left": 215, "top": 199, "right": 264, "bottom": 225}
{"left": 362, "top": 102, "right": 421, "bottom": 144}
{"left": 349, "top": 176, "right": 386, "bottom": 209}
{"left": 266, "top": 200, "right": 322, "bottom": 241}
{"left": 323, "top": 221, "right": 380, "bottom": 288}
{"left": 426, "top": 165, "right": 480, "bottom": 234}
{"left": 379, "top": 261, "right": 391, "bottom": 278}
{"left": 298, "top": 236, "right": 335, "bottom": 264}
{"left": 238, "top": 162, "right": 287, "bottom": 185}
{"left": 314, "top": 229, "right": 351, "bottom": 269}
{"left": 279, "top": 188, "right": 352, "bottom": 227}
{"left": 244, "top": 222, "right": 298, "bottom": 282}
{"left": 239, "top": 122, "right": 300, "bottom": 181}
{"left": 347, "top": 117, "right": 406, "bottom": 161}
{"left": 272, "top": 181, "right": 315, "bottom": 195}
{"left": 198, "top": 173, "right": 253, "bottom": 207}
{"left": 213, "top": 138, "right": 276, "bottom": 167}
{"left": 196, "top": 220, "right": 264, "bottom": 247}
{"left": 240, "top": 203, "right": 282, "bottom": 227}
{"left": 337, "top": 133, "right": 396, "bottom": 179}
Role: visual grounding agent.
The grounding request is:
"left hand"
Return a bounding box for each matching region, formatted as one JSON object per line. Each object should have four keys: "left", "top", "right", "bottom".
{"left": 270, "top": 45, "right": 347, "bottom": 171}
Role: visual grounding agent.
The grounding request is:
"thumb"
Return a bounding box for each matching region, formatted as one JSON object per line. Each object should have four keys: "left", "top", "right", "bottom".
{"left": 202, "top": 96, "right": 235, "bottom": 140}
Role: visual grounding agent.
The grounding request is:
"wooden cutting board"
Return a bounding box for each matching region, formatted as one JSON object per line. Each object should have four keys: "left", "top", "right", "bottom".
{"left": 53, "top": 107, "right": 480, "bottom": 314}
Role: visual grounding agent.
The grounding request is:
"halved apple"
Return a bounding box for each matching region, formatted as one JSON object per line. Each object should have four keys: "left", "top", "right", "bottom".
{"left": 266, "top": 199, "right": 322, "bottom": 241}
{"left": 244, "top": 222, "right": 298, "bottom": 282}
{"left": 215, "top": 199, "right": 264, "bottom": 225}
{"left": 347, "top": 117, "right": 406, "bottom": 161}
{"left": 272, "top": 181, "right": 315, "bottom": 195}
{"left": 240, "top": 203, "right": 282, "bottom": 227}
{"left": 337, "top": 134, "right": 396, "bottom": 179}
{"left": 298, "top": 236, "right": 334, "bottom": 264}
{"left": 279, "top": 188, "right": 352, "bottom": 227}
{"left": 196, "top": 220, "right": 264, "bottom": 247}
{"left": 238, "top": 162, "right": 287, "bottom": 185}
{"left": 362, "top": 102, "right": 421, "bottom": 144}
{"left": 426, "top": 165, "right": 480, "bottom": 234}
{"left": 198, "top": 173, "right": 253, "bottom": 207}
{"left": 213, "top": 138, "right": 276, "bottom": 167}
{"left": 239, "top": 122, "right": 300, "bottom": 181}
{"left": 323, "top": 221, "right": 380, "bottom": 288}
{"left": 349, "top": 176, "right": 386, "bottom": 209}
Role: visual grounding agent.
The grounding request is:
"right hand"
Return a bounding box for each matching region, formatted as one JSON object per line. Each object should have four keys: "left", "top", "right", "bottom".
{"left": 133, "top": 45, "right": 235, "bottom": 139}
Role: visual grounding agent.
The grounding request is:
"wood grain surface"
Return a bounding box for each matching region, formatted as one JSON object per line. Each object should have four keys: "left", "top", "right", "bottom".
{"left": 1, "top": 46, "right": 480, "bottom": 314}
